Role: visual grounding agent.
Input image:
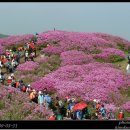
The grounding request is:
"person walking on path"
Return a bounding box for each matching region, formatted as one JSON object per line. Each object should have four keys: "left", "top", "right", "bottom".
{"left": 126, "top": 62, "right": 130, "bottom": 74}
{"left": 0, "top": 60, "right": 2, "bottom": 74}
{"left": 118, "top": 110, "right": 124, "bottom": 120}
{"left": 127, "top": 51, "right": 130, "bottom": 63}
{"left": 38, "top": 91, "right": 44, "bottom": 106}
{"left": 25, "top": 50, "right": 29, "bottom": 62}
{"left": 0, "top": 72, "right": 5, "bottom": 85}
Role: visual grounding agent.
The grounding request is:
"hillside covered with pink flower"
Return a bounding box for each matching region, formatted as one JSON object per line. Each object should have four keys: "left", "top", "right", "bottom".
{"left": 0, "top": 30, "right": 130, "bottom": 120}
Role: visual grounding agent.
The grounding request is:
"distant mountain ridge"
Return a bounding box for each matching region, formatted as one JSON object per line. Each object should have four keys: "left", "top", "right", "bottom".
{"left": 0, "top": 34, "right": 9, "bottom": 38}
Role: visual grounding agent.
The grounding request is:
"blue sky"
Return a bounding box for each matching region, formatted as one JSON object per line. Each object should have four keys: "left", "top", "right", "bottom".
{"left": 0, "top": 2, "right": 130, "bottom": 40}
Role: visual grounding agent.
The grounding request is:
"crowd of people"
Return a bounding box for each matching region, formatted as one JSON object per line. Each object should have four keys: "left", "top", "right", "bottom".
{"left": 0, "top": 39, "right": 127, "bottom": 120}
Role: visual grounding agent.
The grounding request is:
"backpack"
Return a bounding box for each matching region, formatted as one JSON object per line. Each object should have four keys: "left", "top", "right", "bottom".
{"left": 29, "top": 43, "right": 36, "bottom": 50}
{"left": 45, "top": 96, "right": 52, "bottom": 104}
{"left": 100, "top": 108, "right": 106, "bottom": 115}
{"left": 76, "top": 111, "right": 82, "bottom": 120}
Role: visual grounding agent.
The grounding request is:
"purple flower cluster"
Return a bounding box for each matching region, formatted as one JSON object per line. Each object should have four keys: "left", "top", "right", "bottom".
{"left": 17, "top": 61, "right": 39, "bottom": 71}
{"left": 122, "top": 101, "right": 130, "bottom": 112}
{"left": 0, "top": 86, "right": 52, "bottom": 120}
{"left": 104, "top": 103, "right": 118, "bottom": 112}
{"left": 0, "top": 34, "right": 34, "bottom": 47}
{"left": 32, "top": 62, "right": 130, "bottom": 103}
{"left": 94, "top": 48, "right": 125, "bottom": 62}
{"left": 33, "top": 105, "right": 53, "bottom": 119}
{"left": 31, "top": 77, "right": 56, "bottom": 91}
{"left": 38, "top": 30, "right": 130, "bottom": 55}
{"left": 94, "top": 32, "right": 130, "bottom": 49}
{"left": 60, "top": 50, "right": 94, "bottom": 66}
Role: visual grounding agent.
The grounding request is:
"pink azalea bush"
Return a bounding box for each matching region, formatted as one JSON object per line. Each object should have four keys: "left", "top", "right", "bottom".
{"left": 17, "top": 61, "right": 39, "bottom": 72}
{"left": 104, "top": 103, "right": 118, "bottom": 112}
{"left": 0, "top": 86, "right": 52, "bottom": 120}
{"left": 0, "top": 34, "right": 34, "bottom": 47}
{"left": 60, "top": 50, "right": 94, "bottom": 66}
{"left": 32, "top": 62, "right": 130, "bottom": 103}
{"left": 94, "top": 32, "right": 130, "bottom": 50}
{"left": 94, "top": 48, "right": 125, "bottom": 62}
{"left": 38, "top": 30, "right": 130, "bottom": 55}
{"left": 122, "top": 101, "right": 130, "bottom": 112}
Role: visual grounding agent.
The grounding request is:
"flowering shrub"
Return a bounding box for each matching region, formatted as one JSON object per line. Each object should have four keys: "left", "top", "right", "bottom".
{"left": 122, "top": 101, "right": 130, "bottom": 112}
{"left": 0, "top": 34, "right": 34, "bottom": 47}
{"left": 17, "top": 61, "right": 39, "bottom": 72}
{"left": 94, "top": 48, "right": 125, "bottom": 63}
{"left": 0, "top": 86, "right": 52, "bottom": 120}
{"left": 93, "top": 32, "right": 130, "bottom": 51}
{"left": 60, "top": 50, "right": 94, "bottom": 66}
{"left": 31, "top": 77, "right": 56, "bottom": 91}
{"left": 104, "top": 103, "right": 118, "bottom": 112}
{"left": 32, "top": 62, "right": 130, "bottom": 103}
{"left": 33, "top": 105, "right": 53, "bottom": 119}
{"left": 38, "top": 30, "right": 130, "bottom": 55}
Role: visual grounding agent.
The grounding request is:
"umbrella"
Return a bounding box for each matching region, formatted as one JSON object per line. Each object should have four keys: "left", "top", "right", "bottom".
{"left": 73, "top": 102, "right": 88, "bottom": 111}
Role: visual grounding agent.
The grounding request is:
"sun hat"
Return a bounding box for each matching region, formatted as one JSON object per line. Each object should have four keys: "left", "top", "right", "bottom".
{"left": 32, "top": 89, "right": 36, "bottom": 92}
{"left": 11, "top": 73, "right": 14, "bottom": 77}
{"left": 93, "top": 99, "right": 97, "bottom": 102}
{"left": 71, "top": 98, "right": 75, "bottom": 102}
{"left": 8, "top": 76, "right": 12, "bottom": 79}
{"left": 38, "top": 91, "right": 42, "bottom": 94}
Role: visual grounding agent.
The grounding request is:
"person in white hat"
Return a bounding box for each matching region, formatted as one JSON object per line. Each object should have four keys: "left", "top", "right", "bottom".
{"left": 32, "top": 89, "right": 36, "bottom": 92}
{"left": 26, "top": 84, "right": 31, "bottom": 93}
{"left": 28, "top": 84, "right": 31, "bottom": 87}
{"left": 11, "top": 73, "right": 14, "bottom": 77}
{"left": 93, "top": 99, "right": 97, "bottom": 109}
{"left": 11, "top": 73, "right": 15, "bottom": 82}
{"left": 126, "top": 62, "right": 130, "bottom": 74}
{"left": 7, "top": 76, "right": 12, "bottom": 86}
{"left": 11, "top": 59, "right": 16, "bottom": 73}
{"left": 25, "top": 50, "right": 29, "bottom": 62}
{"left": 0, "top": 61, "right": 2, "bottom": 74}
{"left": 38, "top": 91, "right": 44, "bottom": 105}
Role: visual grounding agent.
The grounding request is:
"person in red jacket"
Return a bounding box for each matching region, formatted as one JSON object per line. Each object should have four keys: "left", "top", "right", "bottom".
{"left": 29, "top": 41, "right": 36, "bottom": 57}
{"left": 118, "top": 110, "right": 124, "bottom": 120}
{"left": 7, "top": 76, "right": 12, "bottom": 86}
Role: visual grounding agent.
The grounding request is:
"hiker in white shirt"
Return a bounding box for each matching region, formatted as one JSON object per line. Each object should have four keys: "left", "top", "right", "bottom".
{"left": 25, "top": 51, "right": 29, "bottom": 62}
{"left": 126, "top": 63, "right": 130, "bottom": 74}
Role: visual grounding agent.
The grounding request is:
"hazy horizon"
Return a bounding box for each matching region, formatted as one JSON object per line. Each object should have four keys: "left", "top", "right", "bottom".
{"left": 0, "top": 2, "right": 130, "bottom": 41}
